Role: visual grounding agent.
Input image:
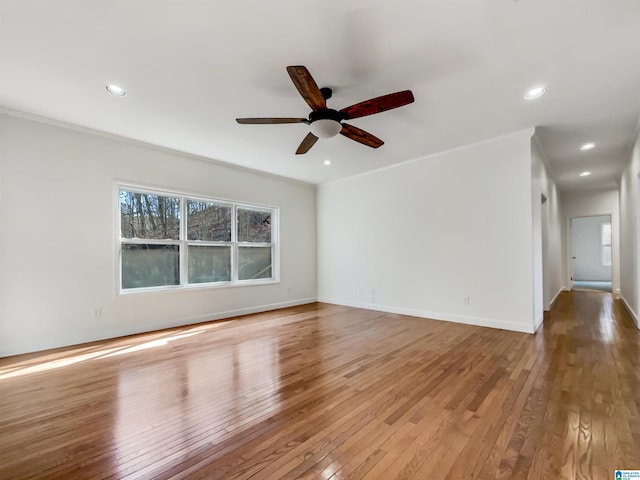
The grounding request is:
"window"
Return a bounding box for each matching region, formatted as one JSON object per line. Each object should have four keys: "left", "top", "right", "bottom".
{"left": 119, "top": 187, "right": 277, "bottom": 291}
{"left": 601, "top": 222, "right": 612, "bottom": 266}
{"left": 237, "top": 207, "right": 273, "bottom": 280}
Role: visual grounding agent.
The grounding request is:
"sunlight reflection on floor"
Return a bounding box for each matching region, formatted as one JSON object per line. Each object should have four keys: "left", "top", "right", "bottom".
{"left": 103, "top": 331, "right": 203, "bottom": 358}
{"left": 0, "top": 322, "right": 236, "bottom": 380}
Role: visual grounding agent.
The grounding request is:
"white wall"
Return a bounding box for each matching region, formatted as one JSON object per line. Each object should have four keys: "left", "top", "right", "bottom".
{"left": 317, "top": 129, "right": 537, "bottom": 333}
{"left": 619, "top": 128, "right": 640, "bottom": 327}
{"left": 0, "top": 113, "right": 318, "bottom": 357}
{"left": 561, "top": 189, "right": 621, "bottom": 294}
{"left": 531, "top": 137, "right": 564, "bottom": 323}
{"left": 570, "top": 215, "right": 612, "bottom": 282}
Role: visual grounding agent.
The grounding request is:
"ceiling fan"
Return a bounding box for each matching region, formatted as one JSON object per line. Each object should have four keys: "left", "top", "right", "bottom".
{"left": 236, "top": 66, "right": 415, "bottom": 154}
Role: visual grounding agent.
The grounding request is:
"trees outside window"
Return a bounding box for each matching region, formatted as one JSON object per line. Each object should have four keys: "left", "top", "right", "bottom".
{"left": 119, "top": 187, "right": 277, "bottom": 291}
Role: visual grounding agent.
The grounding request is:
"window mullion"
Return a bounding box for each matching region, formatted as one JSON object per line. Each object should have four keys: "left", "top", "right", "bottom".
{"left": 231, "top": 204, "right": 238, "bottom": 282}
{"left": 181, "top": 196, "right": 187, "bottom": 285}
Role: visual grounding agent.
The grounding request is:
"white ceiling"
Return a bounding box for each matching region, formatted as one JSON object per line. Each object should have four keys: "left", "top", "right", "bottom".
{"left": 1, "top": 0, "right": 639, "bottom": 189}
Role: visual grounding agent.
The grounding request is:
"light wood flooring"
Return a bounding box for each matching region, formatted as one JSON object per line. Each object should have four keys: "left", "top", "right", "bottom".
{"left": 1, "top": 291, "right": 639, "bottom": 479}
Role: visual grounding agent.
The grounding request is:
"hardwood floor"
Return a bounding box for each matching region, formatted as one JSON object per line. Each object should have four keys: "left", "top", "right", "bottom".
{"left": 1, "top": 291, "right": 639, "bottom": 479}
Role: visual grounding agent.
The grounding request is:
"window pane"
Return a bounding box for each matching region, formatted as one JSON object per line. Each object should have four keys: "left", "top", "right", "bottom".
{"left": 603, "top": 245, "right": 612, "bottom": 266}
{"left": 188, "top": 246, "right": 231, "bottom": 283}
{"left": 237, "top": 208, "right": 271, "bottom": 243}
{"left": 122, "top": 244, "right": 179, "bottom": 289}
{"left": 187, "top": 200, "right": 232, "bottom": 241}
{"left": 238, "top": 247, "right": 272, "bottom": 280}
{"left": 601, "top": 223, "right": 612, "bottom": 246}
{"left": 120, "top": 191, "right": 180, "bottom": 240}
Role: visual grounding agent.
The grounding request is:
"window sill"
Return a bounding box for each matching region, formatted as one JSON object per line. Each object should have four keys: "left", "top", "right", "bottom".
{"left": 118, "top": 278, "right": 280, "bottom": 295}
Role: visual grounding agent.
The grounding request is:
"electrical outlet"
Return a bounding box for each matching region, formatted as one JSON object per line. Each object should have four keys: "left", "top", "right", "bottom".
{"left": 93, "top": 307, "right": 102, "bottom": 319}
{"left": 464, "top": 297, "right": 470, "bottom": 306}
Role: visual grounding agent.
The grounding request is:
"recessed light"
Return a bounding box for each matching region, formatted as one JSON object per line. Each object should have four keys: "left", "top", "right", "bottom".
{"left": 580, "top": 143, "right": 596, "bottom": 151}
{"left": 323, "top": 160, "right": 332, "bottom": 166}
{"left": 106, "top": 84, "right": 126, "bottom": 96}
{"left": 579, "top": 171, "right": 591, "bottom": 177}
{"left": 524, "top": 86, "right": 545, "bottom": 100}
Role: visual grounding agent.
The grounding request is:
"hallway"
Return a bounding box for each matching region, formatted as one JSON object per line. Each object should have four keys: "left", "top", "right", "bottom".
{"left": 532, "top": 291, "right": 640, "bottom": 478}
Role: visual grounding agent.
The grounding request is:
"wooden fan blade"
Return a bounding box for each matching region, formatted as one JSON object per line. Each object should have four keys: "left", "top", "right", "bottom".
{"left": 296, "top": 132, "right": 319, "bottom": 155}
{"left": 340, "top": 123, "right": 384, "bottom": 148}
{"left": 236, "top": 118, "right": 307, "bottom": 124}
{"left": 287, "top": 66, "right": 326, "bottom": 111}
{"left": 340, "top": 90, "right": 414, "bottom": 120}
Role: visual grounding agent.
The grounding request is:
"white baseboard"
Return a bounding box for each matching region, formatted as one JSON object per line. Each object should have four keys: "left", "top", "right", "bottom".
{"left": 317, "top": 297, "right": 535, "bottom": 334}
{"left": 1, "top": 297, "right": 318, "bottom": 358}
{"left": 550, "top": 287, "right": 566, "bottom": 307}
{"left": 533, "top": 314, "right": 544, "bottom": 332}
{"left": 178, "top": 297, "right": 318, "bottom": 325}
{"left": 620, "top": 294, "right": 639, "bottom": 329}
{"left": 543, "top": 287, "right": 566, "bottom": 314}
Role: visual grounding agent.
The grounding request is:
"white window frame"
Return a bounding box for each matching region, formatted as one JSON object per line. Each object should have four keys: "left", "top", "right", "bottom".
{"left": 600, "top": 221, "right": 612, "bottom": 267}
{"left": 117, "top": 184, "right": 279, "bottom": 294}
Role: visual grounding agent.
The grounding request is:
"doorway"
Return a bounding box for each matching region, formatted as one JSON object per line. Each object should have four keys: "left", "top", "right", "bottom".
{"left": 570, "top": 215, "right": 612, "bottom": 292}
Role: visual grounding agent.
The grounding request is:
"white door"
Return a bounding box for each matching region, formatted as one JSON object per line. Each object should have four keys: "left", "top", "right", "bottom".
{"left": 570, "top": 215, "right": 612, "bottom": 283}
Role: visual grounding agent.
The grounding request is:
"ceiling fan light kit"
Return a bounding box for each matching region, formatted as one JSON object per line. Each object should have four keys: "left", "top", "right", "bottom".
{"left": 236, "top": 65, "right": 415, "bottom": 154}
{"left": 310, "top": 119, "right": 342, "bottom": 139}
